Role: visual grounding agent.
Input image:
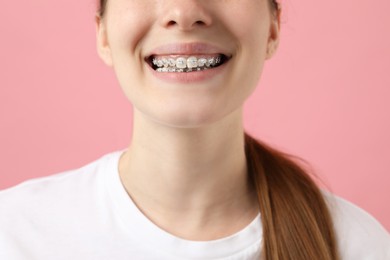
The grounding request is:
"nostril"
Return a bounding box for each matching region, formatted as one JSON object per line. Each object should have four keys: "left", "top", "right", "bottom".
{"left": 167, "top": 21, "right": 177, "bottom": 26}
{"left": 164, "top": 20, "right": 208, "bottom": 29}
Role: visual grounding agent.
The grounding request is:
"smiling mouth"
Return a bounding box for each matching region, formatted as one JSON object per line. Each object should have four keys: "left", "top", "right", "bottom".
{"left": 146, "top": 54, "right": 230, "bottom": 73}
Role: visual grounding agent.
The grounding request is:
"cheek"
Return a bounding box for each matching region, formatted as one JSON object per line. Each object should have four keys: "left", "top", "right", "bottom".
{"left": 106, "top": 1, "right": 153, "bottom": 57}
{"left": 221, "top": 0, "right": 270, "bottom": 36}
{"left": 105, "top": 4, "right": 154, "bottom": 100}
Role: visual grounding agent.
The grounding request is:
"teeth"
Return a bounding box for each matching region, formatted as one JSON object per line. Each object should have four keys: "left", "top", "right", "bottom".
{"left": 176, "top": 57, "right": 187, "bottom": 69}
{"left": 206, "top": 58, "right": 215, "bottom": 67}
{"left": 187, "top": 56, "right": 198, "bottom": 69}
{"left": 168, "top": 58, "right": 176, "bottom": 66}
{"left": 152, "top": 55, "right": 224, "bottom": 72}
{"left": 197, "top": 58, "right": 207, "bottom": 67}
{"left": 162, "top": 58, "right": 169, "bottom": 68}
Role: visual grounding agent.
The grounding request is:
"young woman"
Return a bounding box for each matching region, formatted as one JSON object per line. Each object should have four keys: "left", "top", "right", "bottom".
{"left": 1, "top": 0, "right": 389, "bottom": 259}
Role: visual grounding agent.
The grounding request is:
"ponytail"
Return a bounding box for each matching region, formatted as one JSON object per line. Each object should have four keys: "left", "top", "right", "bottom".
{"left": 244, "top": 133, "right": 340, "bottom": 260}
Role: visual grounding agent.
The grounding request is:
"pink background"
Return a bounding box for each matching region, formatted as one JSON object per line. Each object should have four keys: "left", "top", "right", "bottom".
{"left": 1, "top": 1, "right": 389, "bottom": 231}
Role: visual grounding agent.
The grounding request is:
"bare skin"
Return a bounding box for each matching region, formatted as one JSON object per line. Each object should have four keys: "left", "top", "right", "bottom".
{"left": 96, "top": 0, "right": 280, "bottom": 241}
{"left": 118, "top": 108, "right": 259, "bottom": 240}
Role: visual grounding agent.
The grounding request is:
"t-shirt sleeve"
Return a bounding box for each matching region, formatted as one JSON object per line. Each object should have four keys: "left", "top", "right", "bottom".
{"left": 323, "top": 192, "right": 390, "bottom": 260}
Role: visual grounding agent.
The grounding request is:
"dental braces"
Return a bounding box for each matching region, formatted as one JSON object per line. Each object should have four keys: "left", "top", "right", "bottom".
{"left": 152, "top": 56, "right": 222, "bottom": 72}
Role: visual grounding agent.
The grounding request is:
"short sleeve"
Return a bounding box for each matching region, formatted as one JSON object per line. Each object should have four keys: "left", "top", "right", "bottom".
{"left": 323, "top": 192, "right": 390, "bottom": 260}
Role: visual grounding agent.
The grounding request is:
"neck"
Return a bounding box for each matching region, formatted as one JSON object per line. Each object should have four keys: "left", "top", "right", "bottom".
{"left": 119, "top": 108, "right": 258, "bottom": 240}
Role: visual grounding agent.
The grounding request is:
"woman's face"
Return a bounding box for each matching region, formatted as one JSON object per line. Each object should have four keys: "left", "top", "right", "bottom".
{"left": 96, "top": 0, "right": 279, "bottom": 128}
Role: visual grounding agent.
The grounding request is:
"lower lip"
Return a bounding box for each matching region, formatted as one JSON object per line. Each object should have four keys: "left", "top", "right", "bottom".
{"left": 146, "top": 61, "right": 229, "bottom": 84}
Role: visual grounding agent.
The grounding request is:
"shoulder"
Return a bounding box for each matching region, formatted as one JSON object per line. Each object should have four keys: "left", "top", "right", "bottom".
{"left": 0, "top": 150, "right": 124, "bottom": 258}
{"left": 322, "top": 191, "right": 390, "bottom": 259}
{"left": 0, "top": 151, "right": 120, "bottom": 220}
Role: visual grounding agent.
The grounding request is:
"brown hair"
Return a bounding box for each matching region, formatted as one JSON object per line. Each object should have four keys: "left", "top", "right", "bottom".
{"left": 97, "top": 0, "right": 107, "bottom": 18}
{"left": 245, "top": 133, "right": 339, "bottom": 259}
{"left": 96, "top": 1, "right": 340, "bottom": 259}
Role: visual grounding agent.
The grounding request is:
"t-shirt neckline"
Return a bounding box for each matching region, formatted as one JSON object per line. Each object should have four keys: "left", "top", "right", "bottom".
{"left": 104, "top": 150, "right": 262, "bottom": 259}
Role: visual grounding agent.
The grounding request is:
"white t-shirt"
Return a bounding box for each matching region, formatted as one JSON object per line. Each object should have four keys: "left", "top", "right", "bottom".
{"left": 0, "top": 150, "right": 389, "bottom": 260}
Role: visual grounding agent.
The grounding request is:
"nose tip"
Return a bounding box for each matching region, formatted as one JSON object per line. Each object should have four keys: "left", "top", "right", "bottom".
{"left": 159, "top": 1, "right": 212, "bottom": 31}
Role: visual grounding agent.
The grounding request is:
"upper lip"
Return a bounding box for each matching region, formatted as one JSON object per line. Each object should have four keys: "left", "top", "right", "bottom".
{"left": 145, "top": 42, "right": 232, "bottom": 58}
